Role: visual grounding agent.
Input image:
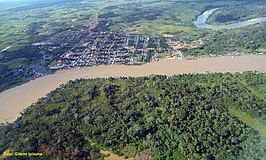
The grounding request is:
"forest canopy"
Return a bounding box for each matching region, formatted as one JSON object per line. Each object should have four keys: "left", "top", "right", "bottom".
{"left": 0, "top": 72, "right": 265, "bottom": 159}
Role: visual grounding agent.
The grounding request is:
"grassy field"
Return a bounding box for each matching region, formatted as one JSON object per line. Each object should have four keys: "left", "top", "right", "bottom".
{"left": 1, "top": 0, "right": 261, "bottom": 52}
{"left": 0, "top": 53, "right": 3, "bottom": 60}
{"left": 232, "top": 73, "right": 266, "bottom": 158}
{"left": 0, "top": 58, "right": 28, "bottom": 69}
{"left": 229, "top": 109, "right": 266, "bottom": 158}
{"left": 158, "top": 52, "right": 173, "bottom": 58}
{"left": 0, "top": 0, "right": 265, "bottom": 93}
{"left": 0, "top": 0, "right": 264, "bottom": 54}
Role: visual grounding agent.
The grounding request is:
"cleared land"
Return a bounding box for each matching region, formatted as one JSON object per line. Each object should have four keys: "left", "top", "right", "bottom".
{"left": 1, "top": 0, "right": 266, "bottom": 93}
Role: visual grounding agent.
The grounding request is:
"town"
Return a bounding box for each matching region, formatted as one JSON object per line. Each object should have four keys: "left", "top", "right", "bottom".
{"left": 34, "top": 30, "right": 171, "bottom": 70}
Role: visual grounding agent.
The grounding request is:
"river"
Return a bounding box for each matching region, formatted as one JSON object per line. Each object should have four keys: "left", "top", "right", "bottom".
{"left": 0, "top": 55, "right": 266, "bottom": 123}
{"left": 194, "top": 8, "right": 266, "bottom": 30}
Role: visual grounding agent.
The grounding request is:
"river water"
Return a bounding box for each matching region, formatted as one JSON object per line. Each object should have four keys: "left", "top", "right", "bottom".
{"left": 194, "top": 8, "right": 266, "bottom": 30}
{"left": 0, "top": 55, "right": 266, "bottom": 123}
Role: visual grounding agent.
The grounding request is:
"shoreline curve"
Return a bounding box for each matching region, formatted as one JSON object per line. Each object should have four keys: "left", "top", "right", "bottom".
{"left": 0, "top": 55, "right": 266, "bottom": 123}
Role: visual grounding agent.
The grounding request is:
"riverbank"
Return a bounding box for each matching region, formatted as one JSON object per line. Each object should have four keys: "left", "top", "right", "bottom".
{"left": 194, "top": 8, "right": 266, "bottom": 30}
{"left": 0, "top": 55, "right": 266, "bottom": 123}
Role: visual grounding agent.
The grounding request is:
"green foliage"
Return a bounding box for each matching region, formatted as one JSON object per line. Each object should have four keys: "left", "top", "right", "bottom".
{"left": 120, "top": 145, "right": 137, "bottom": 158}
{"left": 0, "top": 58, "right": 28, "bottom": 70}
{"left": 185, "top": 24, "right": 266, "bottom": 56}
{"left": 0, "top": 0, "right": 265, "bottom": 93}
{"left": 158, "top": 52, "right": 173, "bottom": 58}
{"left": 207, "top": 2, "right": 266, "bottom": 25}
{"left": 0, "top": 72, "right": 265, "bottom": 159}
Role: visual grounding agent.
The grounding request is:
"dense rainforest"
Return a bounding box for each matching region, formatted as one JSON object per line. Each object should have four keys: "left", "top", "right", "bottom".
{"left": 0, "top": 72, "right": 265, "bottom": 159}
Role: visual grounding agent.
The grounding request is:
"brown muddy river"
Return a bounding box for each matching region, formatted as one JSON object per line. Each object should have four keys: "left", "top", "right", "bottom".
{"left": 0, "top": 55, "right": 266, "bottom": 123}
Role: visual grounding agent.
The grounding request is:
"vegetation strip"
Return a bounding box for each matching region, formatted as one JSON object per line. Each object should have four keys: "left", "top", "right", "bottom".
{"left": 0, "top": 72, "right": 265, "bottom": 159}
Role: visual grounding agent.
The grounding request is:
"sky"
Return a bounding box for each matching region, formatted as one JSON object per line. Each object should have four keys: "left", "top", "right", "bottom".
{"left": 0, "top": 0, "right": 29, "bottom": 1}
{"left": 0, "top": 0, "right": 36, "bottom": 3}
